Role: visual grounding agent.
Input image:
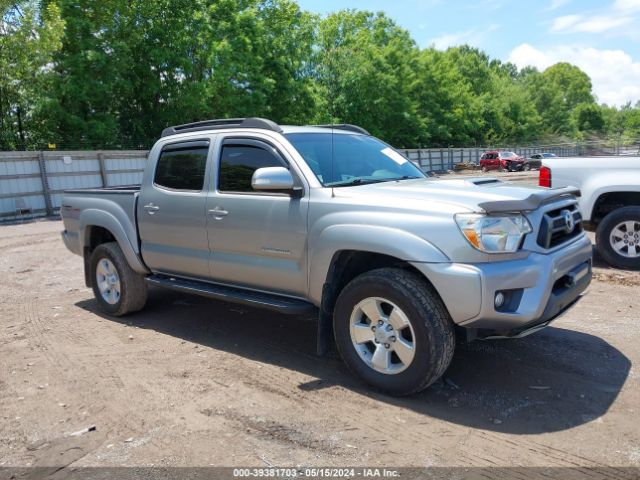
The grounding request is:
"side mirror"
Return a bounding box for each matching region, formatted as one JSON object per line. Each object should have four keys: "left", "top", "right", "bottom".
{"left": 251, "top": 166, "right": 298, "bottom": 192}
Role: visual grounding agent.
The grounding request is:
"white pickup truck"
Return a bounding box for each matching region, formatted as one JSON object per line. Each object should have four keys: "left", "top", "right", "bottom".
{"left": 540, "top": 156, "right": 640, "bottom": 270}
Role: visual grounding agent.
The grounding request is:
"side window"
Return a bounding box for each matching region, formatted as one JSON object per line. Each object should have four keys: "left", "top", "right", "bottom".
{"left": 480, "top": 154, "right": 486, "bottom": 160}
{"left": 219, "top": 142, "right": 286, "bottom": 193}
{"left": 154, "top": 143, "right": 209, "bottom": 191}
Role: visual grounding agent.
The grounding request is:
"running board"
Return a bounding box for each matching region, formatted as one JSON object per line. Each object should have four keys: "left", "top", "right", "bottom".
{"left": 146, "top": 275, "right": 317, "bottom": 315}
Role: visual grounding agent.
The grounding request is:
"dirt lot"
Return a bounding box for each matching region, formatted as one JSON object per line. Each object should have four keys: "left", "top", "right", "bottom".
{"left": 1, "top": 175, "right": 639, "bottom": 473}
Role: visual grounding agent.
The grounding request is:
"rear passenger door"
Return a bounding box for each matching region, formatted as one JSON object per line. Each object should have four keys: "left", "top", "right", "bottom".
{"left": 137, "top": 139, "right": 212, "bottom": 279}
{"left": 206, "top": 135, "right": 309, "bottom": 296}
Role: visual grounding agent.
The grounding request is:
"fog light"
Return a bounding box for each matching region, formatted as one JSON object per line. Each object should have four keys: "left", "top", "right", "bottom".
{"left": 494, "top": 292, "right": 505, "bottom": 308}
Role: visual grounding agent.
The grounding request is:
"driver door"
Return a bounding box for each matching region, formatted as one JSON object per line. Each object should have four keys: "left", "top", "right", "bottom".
{"left": 206, "top": 135, "right": 309, "bottom": 296}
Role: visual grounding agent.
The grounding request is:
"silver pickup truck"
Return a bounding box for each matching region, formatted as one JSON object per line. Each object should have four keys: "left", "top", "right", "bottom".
{"left": 61, "top": 118, "right": 592, "bottom": 395}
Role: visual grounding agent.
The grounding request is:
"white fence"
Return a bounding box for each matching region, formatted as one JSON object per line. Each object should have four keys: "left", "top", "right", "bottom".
{"left": 0, "top": 151, "right": 147, "bottom": 220}
{"left": 398, "top": 144, "right": 639, "bottom": 172}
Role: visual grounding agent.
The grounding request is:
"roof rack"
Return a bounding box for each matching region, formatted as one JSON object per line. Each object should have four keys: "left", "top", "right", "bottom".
{"left": 313, "top": 124, "right": 370, "bottom": 135}
{"left": 161, "top": 117, "right": 282, "bottom": 138}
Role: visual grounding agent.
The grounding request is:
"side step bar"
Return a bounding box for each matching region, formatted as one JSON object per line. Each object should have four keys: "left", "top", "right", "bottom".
{"left": 146, "top": 275, "right": 317, "bottom": 315}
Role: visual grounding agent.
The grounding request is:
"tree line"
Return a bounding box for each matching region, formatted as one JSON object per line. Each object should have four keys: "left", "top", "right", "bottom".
{"left": 2, "top": 0, "right": 640, "bottom": 151}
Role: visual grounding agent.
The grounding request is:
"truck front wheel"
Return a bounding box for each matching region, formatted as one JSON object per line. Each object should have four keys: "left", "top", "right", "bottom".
{"left": 333, "top": 268, "right": 455, "bottom": 396}
{"left": 90, "top": 242, "right": 148, "bottom": 316}
{"left": 596, "top": 207, "right": 640, "bottom": 270}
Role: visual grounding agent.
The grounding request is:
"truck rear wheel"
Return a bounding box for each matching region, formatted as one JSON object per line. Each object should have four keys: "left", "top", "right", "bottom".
{"left": 333, "top": 268, "right": 455, "bottom": 396}
{"left": 596, "top": 207, "right": 640, "bottom": 270}
{"left": 90, "top": 242, "right": 148, "bottom": 316}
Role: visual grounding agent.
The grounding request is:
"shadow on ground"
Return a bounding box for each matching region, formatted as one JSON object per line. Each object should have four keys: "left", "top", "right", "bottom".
{"left": 77, "top": 287, "right": 630, "bottom": 436}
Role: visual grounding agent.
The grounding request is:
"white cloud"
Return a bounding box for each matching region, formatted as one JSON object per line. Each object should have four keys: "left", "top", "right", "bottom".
{"left": 508, "top": 43, "right": 640, "bottom": 106}
{"left": 571, "top": 15, "right": 633, "bottom": 32}
{"left": 614, "top": 0, "right": 640, "bottom": 11}
{"left": 550, "top": 14, "right": 582, "bottom": 31}
{"left": 550, "top": 13, "right": 632, "bottom": 33}
{"left": 430, "top": 25, "right": 499, "bottom": 50}
{"left": 476, "top": 0, "right": 504, "bottom": 10}
{"left": 508, "top": 44, "right": 551, "bottom": 68}
{"left": 549, "top": 0, "right": 639, "bottom": 35}
{"left": 545, "top": 0, "right": 571, "bottom": 11}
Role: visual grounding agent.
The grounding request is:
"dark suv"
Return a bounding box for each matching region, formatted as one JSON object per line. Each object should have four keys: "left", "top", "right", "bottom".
{"left": 525, "top": 152, "right": 557, "bottom": 171}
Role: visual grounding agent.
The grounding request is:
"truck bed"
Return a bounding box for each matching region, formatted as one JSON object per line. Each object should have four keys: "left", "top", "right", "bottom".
{"left": 63, "top": 185, "right": 141, "bottom": 194}
{"left": 61, "top": 185, "right": 141, "bottom": 258}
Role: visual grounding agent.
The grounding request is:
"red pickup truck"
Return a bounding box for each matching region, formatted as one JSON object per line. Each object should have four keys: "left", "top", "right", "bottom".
{"left": 480, "top": 151, "right": 525, "bottom": 172}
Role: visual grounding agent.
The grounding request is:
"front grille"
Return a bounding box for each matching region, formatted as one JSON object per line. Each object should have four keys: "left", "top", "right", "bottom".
{"left": 537, "top": 204, "right": 583, "bottom": 249}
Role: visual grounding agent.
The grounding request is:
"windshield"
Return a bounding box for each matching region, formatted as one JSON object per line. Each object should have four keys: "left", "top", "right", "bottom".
{"left": 284, "top": 132, "right": 426, "bottom": 186}
{"left": 499, "top": 151, "right": 516, "bottom": 158}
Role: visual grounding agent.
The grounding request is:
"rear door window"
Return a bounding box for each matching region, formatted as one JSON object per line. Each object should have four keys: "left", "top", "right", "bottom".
{"left": 155, "top": 141, "right": 209, "bottom": 191}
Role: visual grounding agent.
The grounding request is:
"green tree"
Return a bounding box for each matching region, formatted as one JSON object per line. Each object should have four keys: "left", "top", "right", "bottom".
{"left": 41, "top": 0, "right": 126, "bottom": 148}
{"left": 573, "top": 103, "right": 605, "bottom": 134}
{"left": 526, "top": 62, "right": 595, "bottom": 135}
{"left": 412, "top": 48, "right": 482, "bottom": 146}
{"left": 196, "top": 0, "right": 317, "bottom": 123}
{"left": 621, "top": 103, "right": 640, "bottom": 138}
{"left": 483, "top": 74, "right": 542, "bottom": 144}
{"left": 0, "top": 1, "right": 64, "bottom": 149}
{"left": 413, "top": 45, "right": 542, "bottom": 146}
{"left": 314, "top": 10, "right": 422, "bottom": 147}
{"left": 44, "top": 0, "right": 318, "bottom": 148}
{"left": 3, "top": 1, "right": 636, "bottom": 151}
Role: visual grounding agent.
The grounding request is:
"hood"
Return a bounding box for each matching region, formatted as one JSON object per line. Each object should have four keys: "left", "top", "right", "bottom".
{"left": 334, "top": 177, "right": 580, "bottom": 213}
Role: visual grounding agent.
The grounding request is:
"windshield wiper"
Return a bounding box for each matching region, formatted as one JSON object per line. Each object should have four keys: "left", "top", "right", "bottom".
{"left": 328, "top": 175, "right": 423, "bottom": 187}
{"left": 372, "top": 175, "right": 423, "bottom": 183}
{"left": 328, "top": 178, "right": 389, "bottom": 187}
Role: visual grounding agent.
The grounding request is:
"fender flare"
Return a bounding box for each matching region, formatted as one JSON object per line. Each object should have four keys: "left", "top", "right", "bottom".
{"left": 79, "top": 209, "right": 149, "bottom": 274}
{"left": 580, "top": 173, "right": 640, "bottom": 221}
{"left": 308, "top": 224, "right": 449, "bottom": 304}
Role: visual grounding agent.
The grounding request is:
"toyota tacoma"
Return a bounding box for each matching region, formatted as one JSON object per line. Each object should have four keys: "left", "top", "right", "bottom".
{"left": 61, "top": 118, "right": 592, "bottom": 395}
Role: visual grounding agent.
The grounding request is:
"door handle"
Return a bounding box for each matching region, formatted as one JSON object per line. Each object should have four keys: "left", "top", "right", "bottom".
{"left": 143, "top": 203, "right": 160, "bottom": 215}
{"left": 208, "top": 207, "right": 229, "bottom": 219}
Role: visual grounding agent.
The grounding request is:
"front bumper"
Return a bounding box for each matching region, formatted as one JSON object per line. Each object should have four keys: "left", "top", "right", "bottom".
{"left": 507, "top": 161, "right": 525, "bottom": 170}
{"left": 411, "top": 233, "right": 592, "bottom": 336}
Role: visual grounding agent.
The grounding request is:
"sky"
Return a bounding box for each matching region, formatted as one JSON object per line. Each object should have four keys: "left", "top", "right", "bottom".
{"left": 296, "top": 0, "right": 640, "bottom": 107}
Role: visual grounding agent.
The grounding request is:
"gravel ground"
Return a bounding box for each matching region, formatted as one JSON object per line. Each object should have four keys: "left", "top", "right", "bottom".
{"left": 1, "top": 173, "right": 639, "bottom": 475}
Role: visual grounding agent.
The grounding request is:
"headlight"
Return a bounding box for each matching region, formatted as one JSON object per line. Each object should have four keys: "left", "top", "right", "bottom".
{"left": 455, "top": 213, "right": 532, "bottom": 253}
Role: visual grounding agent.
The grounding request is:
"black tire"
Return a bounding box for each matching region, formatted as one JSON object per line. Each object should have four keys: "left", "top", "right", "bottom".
{"left": 333, "top": 268, "right": 455, "bottom": 396}
{"left": 90, "top": 242, "right": 148, "bottom": 316}
{"left": 595, "top": 207, "right": 640, "bottom": 270}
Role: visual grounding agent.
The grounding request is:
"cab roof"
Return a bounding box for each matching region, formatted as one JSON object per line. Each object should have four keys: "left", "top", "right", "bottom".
{"left": 161, "top": 117, "right": 369, "bottom": 138}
